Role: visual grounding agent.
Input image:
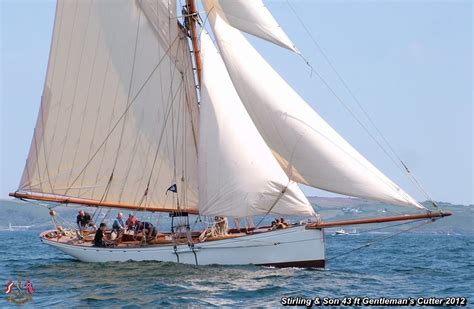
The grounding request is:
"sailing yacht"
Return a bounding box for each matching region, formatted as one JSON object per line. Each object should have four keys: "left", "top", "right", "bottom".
{"left": 8, "top": 0, "right": 449, "bottom": 267}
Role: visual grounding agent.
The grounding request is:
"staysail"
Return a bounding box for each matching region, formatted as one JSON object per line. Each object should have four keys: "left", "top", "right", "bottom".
{"left": 16, "top": 0, "right": 199, "bottom": 212}
{"left": 199, "top": 31, "right": 315, "bottom": 217}
{"left": 205, "top": 9, "right": 424, "bottom": 209}
{"left": 201, "top": 0, "right": 297, "bottom": 52}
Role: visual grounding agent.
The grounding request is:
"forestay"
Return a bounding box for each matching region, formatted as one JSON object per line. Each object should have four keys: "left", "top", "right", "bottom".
{"left": 17, "top": 0, "right": 199, "bottom": 212}
{"left": 206, "top": 10, "right": 424, "bottom": 209}
{"left": 202, "top": 0, "right": 297, "bottom": 52}
{"left": 198, "top": 31, "right": 315, "bottom": 217}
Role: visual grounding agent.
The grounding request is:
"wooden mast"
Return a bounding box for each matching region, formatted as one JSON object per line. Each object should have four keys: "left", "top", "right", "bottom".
{"left": 186, "top": 0, "right": 202, "bottom": 86}
{"left": 306, "top": 211, "right": 452, "bottom": 229}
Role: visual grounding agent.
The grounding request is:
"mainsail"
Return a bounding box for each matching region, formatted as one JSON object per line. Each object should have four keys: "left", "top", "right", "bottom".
{"left": 198, "top": 31, "right": 315, "bottom": 217}
{"left": 201, "top": 0, "right": 296, "bottom": 52}
{"left": 16, "top": 0, "right": 199, "bottom": 212}
{"left": 204, "top": 5, "right": 424, "bottom": 209}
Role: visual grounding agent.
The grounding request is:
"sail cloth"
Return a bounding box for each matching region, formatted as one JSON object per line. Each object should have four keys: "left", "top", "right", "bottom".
{"left": 18, "top": 0, "right": 199, "bottom": 212}
{"left": 199, "top": 31, "right": 315, "bottom": 217}
{"left": 201, "top": 0, "right": 297, "bottom": 52}
{"left": 206, "top": 11, "right": 424, "bottom": 209}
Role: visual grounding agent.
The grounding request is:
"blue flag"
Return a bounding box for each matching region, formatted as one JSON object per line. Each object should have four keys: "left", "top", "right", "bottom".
{"left": 166, "top": 184, "right": 177, "bottom": 194}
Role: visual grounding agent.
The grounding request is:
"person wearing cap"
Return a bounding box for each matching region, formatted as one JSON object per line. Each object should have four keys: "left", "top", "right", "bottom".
{"left": 76, "top": 210, "right": 96, "bottom": 234}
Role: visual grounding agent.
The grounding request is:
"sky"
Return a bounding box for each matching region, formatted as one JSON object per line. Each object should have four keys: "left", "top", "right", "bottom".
{"left": 1, "top": 0, "right": 472, "bottom": 205}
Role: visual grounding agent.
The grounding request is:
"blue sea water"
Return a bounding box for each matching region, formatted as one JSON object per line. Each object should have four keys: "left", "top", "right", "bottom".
{"left": 0, "top": 230, "right": 472, "bottom": 308}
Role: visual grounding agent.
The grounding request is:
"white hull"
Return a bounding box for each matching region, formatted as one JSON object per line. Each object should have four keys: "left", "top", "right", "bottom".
{"left": 41, "top": 226, "right": 325, "bottom": 267}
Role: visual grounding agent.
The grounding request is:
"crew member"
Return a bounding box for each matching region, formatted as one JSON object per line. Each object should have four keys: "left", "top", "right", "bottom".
{"left": 112, "top": 213, "right": 125, "bottom": 234}
{"left": 134, "top": 221, "right": 157, "bottom": 239}
{"left": 93, "top": 223, "right": 107, "bottom": 247}
{"left": 214, "top": 216, "right": 228, "bottom": 236}
{"left": 280, "top": 218, "right": 290, "bottom": 228}
{"left": 111, "top": 212, "right": 125, "bottom": 241}
{"left": 76, "top": 210, "right": 96, "bottom": 234}
{"left": 126, "top": 214, "right": 137, "bottom": 231}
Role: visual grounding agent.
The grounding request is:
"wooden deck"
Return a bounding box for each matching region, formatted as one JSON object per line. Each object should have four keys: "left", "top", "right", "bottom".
{"left": 41, "top": 225, "right": 289, "bottom": 248}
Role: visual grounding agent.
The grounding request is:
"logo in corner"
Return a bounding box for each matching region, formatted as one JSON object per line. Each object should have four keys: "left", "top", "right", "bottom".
{"left": 4, "top": 278, "right": 35, "bottom": 305}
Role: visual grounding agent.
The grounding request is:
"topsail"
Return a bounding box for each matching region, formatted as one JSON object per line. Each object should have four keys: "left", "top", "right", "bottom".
{"left": 17, "top": 0, "right": 199, "bottom": 212}
{"left": 201, "top": 0, "right": 297, "bottom": 52}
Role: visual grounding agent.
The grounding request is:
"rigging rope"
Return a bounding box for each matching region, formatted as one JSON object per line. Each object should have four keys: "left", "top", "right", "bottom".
{"left": 285, "top": 0, "right": 437, "bottom": 208}
{"left": 254, "top": 180, "right": 291, "bottom": 229}
{"left": 326, "top": 218, "right": 435, "bottom": 261}
{"left": 63, "top": 34, "right": 181, "bottom": 197}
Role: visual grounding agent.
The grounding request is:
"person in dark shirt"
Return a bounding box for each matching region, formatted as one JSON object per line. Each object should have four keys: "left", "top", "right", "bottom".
{"left": 76, "top": 210, "right": 96, "bottom": 234}
{"left": 94, "top": 223, "right": 107, "bottom": 247}
{"left": 134, "top": 221, "right": 157, "bottom": 238}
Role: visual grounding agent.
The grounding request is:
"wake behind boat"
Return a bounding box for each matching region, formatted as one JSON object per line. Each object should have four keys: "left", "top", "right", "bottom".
{"left": 7, "top": 0, "right": 451, "bottom": 267}
{"left": 0, "top": 223, "right": 34, "bottom": 232}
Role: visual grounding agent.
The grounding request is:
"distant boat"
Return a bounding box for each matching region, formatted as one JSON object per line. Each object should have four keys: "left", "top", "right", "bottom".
{"left": 334, "top": 228, "right": 359, "bottom": 236}
{"left": 335, "top": 229, "right": 350, "bottom": 236}
{"left": 8, "top": 223, "right": 33, "bottom": 231}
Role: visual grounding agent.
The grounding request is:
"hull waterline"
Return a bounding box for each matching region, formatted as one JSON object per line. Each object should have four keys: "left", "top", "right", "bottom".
{"left": 40, "top": 226, "right": 325, "bottom": 268}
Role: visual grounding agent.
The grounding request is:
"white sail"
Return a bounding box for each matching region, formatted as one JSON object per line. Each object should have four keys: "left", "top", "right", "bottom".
{"left": 202, "top": 0, "right": 297, "bottom": 52}
{"left": 18, "top": 0, "right": 199, "bottom": 211}
{"left": 207, "top": 12, "right": 424, "bottom": 209}
{"left": 198, "top": 31, "right": 315, "bottom": 217}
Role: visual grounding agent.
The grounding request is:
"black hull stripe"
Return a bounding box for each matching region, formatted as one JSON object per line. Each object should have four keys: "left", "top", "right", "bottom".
{"left": 258, "top": 259, "right": 325, "bottom": 268}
